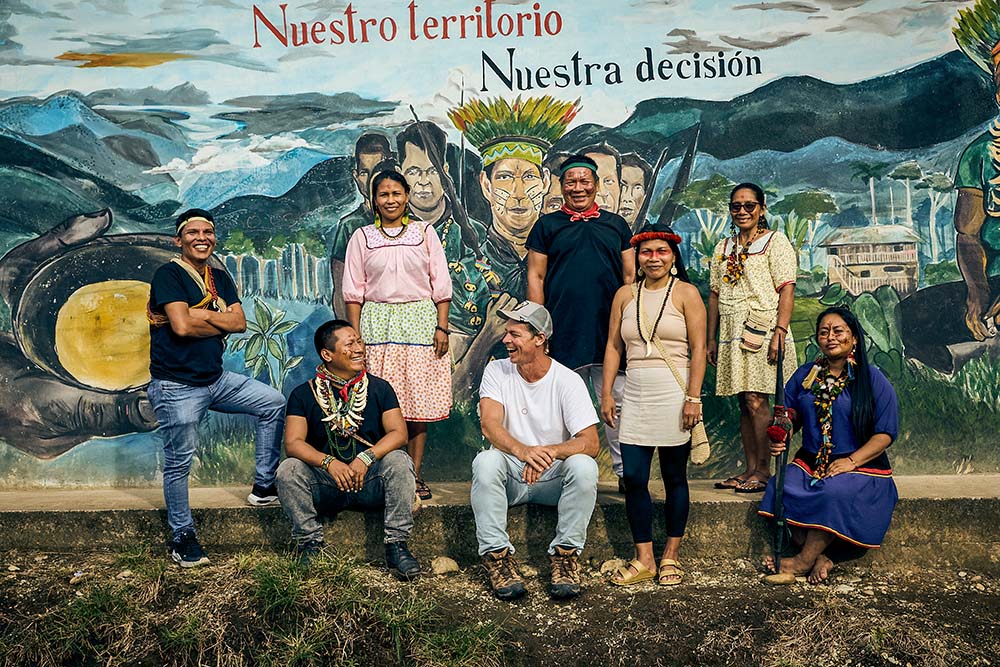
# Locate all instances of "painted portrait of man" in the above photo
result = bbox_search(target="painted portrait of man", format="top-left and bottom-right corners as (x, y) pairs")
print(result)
(581, 142), (622, 213)
(618, 152), (653, 227)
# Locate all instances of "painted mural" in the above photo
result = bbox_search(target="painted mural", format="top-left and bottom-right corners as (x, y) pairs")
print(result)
(1, 0), (998, 487)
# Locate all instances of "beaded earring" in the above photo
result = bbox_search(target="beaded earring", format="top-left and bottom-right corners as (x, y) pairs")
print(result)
(847, 346), (857, 379)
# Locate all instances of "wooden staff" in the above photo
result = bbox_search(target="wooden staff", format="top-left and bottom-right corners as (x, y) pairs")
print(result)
(770, 340), (793, 566)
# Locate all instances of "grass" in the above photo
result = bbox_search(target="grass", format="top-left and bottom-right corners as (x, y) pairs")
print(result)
(757, 603), (982, 667)
(0, 546), (506, 667)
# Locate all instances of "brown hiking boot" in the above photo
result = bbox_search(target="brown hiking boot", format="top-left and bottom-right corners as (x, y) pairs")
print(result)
(549, 545), (582, 599)
(481, 547), (527, 600)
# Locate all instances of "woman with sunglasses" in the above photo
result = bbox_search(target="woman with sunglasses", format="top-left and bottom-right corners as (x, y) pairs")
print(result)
(707, 183), (798, 493)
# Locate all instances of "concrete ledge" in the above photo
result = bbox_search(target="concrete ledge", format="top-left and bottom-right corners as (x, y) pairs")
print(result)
(1, 477), (998, 572)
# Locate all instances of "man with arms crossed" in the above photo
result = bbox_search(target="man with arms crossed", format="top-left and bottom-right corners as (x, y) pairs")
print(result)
(147, 208), (285, 567)
(276, 319), (420, 580)
(472, 301), (599, 600)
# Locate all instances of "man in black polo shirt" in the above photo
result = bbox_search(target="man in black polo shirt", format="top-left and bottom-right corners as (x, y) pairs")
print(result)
(276, 319), (420, 580)
(525, 155), (635, 487)
(147, 208), (285, 567)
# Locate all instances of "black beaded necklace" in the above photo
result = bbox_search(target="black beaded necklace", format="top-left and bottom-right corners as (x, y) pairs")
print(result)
(636, 277), (675, 356)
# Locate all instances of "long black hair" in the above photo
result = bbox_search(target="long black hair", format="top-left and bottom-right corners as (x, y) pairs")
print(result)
(730, 182), (769, 230)
(633, 222), (690, 283)
(816, 306), (875, 443)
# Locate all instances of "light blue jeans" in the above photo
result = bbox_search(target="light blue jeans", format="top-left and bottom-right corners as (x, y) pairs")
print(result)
(575, 364), (626, 477)
(148, 371), (285, 538)
(471, 448), (599, 556)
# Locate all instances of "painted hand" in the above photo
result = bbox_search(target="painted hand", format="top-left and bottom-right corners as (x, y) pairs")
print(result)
(0, 211), (160, 459)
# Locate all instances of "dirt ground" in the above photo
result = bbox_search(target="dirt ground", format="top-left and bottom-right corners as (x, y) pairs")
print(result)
(1, 548), (997, 667)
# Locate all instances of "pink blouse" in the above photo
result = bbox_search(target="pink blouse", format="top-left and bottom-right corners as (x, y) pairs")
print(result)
(342, 221), (452, 305)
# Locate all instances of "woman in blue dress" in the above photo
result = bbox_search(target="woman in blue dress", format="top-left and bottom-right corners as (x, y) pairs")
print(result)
(759, 306), (899, 584)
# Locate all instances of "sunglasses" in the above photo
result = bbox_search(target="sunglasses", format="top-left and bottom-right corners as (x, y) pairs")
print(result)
(729, 202), (760, 213)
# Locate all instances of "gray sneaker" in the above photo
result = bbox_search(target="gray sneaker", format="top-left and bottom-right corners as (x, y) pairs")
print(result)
(548, 545), (582, 599)
(481, 547), (527, 600)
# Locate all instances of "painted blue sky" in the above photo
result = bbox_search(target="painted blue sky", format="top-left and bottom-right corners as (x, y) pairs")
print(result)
(0, 0), (979, 130)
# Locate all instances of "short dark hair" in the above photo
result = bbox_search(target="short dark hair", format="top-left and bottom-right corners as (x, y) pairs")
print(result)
(620, 152), (653, 186)
(558, 154), (599, 182)
(354, 132), (392, 169)
(396, 121), (446, 164)
(175, 208), (213, 235)
(314, 319), (354, 355)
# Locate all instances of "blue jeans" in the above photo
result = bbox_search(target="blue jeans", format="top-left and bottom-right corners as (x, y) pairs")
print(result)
(276, 450), (416, 546)
(470, 448), (598, 556)
(148, 371), (285, 537)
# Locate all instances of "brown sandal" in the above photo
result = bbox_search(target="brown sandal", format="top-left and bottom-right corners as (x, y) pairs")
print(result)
(610, 559), (655, 587)
(658, 558), (683, 586)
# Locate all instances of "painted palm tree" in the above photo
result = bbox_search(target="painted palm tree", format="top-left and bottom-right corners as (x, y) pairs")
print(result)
(850, 161), (891, 224)
(677, 174), (735, 269)
(889, 160), (924, 227)
(915, 171), (954, 263)
(771, 190), (839, 269)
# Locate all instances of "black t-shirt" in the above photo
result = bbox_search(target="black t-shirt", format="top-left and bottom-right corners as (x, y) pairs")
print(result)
(148, 261), (241, 386)
(526, 209), (632, 369)
(285, 374), (400, 463)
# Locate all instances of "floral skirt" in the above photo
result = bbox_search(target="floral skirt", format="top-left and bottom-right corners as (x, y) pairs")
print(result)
(361, 299), (451, 422)
(715, 309), (797, 396)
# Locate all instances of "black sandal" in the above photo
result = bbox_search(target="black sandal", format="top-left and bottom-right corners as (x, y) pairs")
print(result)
(714, 476), (746, 490)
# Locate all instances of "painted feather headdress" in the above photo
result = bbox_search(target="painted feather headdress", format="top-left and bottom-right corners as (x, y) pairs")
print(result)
(448, 95), (581, 168)
(954, 0), (1000, 74)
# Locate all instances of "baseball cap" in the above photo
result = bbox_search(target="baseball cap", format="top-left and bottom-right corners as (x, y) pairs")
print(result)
(497, 300), (553, 339)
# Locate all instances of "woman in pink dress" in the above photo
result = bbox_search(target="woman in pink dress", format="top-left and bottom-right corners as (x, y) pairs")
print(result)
(343, 170), (453, 499)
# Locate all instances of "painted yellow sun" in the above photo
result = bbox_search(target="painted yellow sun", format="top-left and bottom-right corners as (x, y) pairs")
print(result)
(55, 280), (152, 391)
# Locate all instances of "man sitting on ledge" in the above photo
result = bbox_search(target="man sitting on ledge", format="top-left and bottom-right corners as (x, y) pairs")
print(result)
(276, 319), (420, 580)
(472, 300), (600, 600)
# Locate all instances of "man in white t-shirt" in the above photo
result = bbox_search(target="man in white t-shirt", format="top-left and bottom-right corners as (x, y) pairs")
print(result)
(472, 300), (600, 600)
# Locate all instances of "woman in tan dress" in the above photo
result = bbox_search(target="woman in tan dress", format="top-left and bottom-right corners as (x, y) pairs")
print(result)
(601, 223), (707, 586)
(707, 183), (797, 493)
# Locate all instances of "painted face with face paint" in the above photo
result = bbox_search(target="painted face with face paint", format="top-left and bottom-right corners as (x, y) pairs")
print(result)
(479, 157), (549, 238)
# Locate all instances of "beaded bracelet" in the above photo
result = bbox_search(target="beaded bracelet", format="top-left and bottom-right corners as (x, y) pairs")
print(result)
(356, 450), (376, 467)
(435, 325), (452, 335)
(684, 396), (702, 404)
(319, 454), (334, 471)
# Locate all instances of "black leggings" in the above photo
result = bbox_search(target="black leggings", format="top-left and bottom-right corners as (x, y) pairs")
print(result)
(621, 442), (691, 543)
